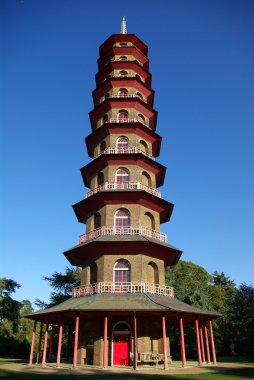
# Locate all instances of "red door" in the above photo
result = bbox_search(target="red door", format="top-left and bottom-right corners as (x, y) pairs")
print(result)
(113, 333), (130, 366)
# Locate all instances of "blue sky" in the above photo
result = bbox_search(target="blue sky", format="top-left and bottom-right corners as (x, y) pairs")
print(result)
(1, 0), (253, 307)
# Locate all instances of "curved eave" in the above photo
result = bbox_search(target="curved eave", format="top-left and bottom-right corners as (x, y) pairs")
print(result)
(89, 98), (158, 131)
(85, 123), (162, 158)
(99, 34), (148, 56)
(92, 78), (155, 108)
(80, 154), (166, 188)
(98, 46), (149, 71)
(72, 190), (174, 224)
(63, 235), (182, 267)
(95, 61), (152, 88)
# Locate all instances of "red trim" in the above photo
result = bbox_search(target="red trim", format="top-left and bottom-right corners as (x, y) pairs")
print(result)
(29, 320), (37, 365)
(64, 239), (182, 268)
(98, 46), (149, 70)
(96, 61), (152, 88)
(92, 78), (154, 108)
(80, 154), (166, 188)
(85, 124), (161, 158)
(99, 34), (148, 56)
(89, 99), (157, 131)
(73, 191), (173, 224)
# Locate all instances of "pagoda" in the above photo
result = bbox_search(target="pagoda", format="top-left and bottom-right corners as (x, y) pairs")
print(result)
(27, 18), (220, 369)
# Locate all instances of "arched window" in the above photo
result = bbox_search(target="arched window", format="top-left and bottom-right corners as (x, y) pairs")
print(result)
(139, 140), (148, 154)
(114, 209), (130, 233)
(94, 212), (101, 229)
(117, 110), (128, 122)
(135, 74), (141, 81)
(103, 114), (109, 123)
(114, 259), (131, 283)
(115, 168), (130, 184)
(90, 262), (98, 284)
(137, 113), (146, 125)
(97, 172), (104, 186)
(144, 212), (155, 230)
(141, 171), (152, 187)
(118, 88), (128, 97)
(147, 262), (159, 284)
(100, 141), (106, 153)
(116, 137), (129, 152)
(119, 56), (127, 61)
(119, 70), (128, 77)
(136, 92), (143, 99)
(113, 322), (130, 331)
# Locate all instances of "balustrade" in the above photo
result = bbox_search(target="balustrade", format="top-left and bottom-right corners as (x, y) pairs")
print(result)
(93, 146), (155, 160)
(79, 226), (167, 244)
(86, 181), (160, 198)
(72, 282), (174, 298)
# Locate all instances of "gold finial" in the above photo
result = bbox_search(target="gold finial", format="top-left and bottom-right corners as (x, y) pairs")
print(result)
(121, 16), (127, 34)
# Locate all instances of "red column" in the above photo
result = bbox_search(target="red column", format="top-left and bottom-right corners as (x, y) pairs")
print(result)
(195, 319), (202, 366)
(36, 322), (43, 364)
(209, 320), (217, 364)
(103, 314), (108, 368)
(162, 314), (168, 369)
(42, 323), (49, 367)
(204, 324), (211, 364)
(29, 320), (37, 365)
(133, 313), (138, 370)
(48, 324), (54, 362)
(73, 314), (80, 368)
(56, 321), (63, 368)
(199, 324), (205, 363)
(179, 317), (186, 367)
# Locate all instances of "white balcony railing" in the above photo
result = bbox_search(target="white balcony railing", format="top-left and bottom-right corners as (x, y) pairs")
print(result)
(93, 146), (155, 160)
(72, 282), (174, 298)
(109, 117), (138, 123)
(79, 226), (167, 244)
(86, 181), (161, 198)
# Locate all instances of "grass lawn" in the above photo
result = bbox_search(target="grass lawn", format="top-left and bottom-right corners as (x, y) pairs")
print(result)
(0, 368), (254, 380)
(0, 357), (254, 380)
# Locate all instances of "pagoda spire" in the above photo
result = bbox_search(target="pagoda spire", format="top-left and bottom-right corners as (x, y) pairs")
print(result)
(121, 16), (127, 34)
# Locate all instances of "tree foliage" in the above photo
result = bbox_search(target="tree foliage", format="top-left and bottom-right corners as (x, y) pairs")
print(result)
(0, 278), (34, 358)
(35, 266), (81, 308)
(166, 261), (213, 309)
(0, 278), (22, 333)
(230, 284), (254, 355)
(166, 261), (254, 356)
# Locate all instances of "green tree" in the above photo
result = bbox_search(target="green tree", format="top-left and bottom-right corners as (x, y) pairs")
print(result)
(208, 271), (237, 355)
(166, 260), (213, 309)
(230, 283), (254, 356)
(0, 278), (22, 333)
(35, 267), (81, 308)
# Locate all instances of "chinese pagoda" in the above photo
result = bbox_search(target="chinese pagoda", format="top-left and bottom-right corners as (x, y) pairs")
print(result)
(27, 18), (220, 370)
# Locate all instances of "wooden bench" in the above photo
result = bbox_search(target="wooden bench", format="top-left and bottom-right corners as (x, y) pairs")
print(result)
(130, 352), (170, 366)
